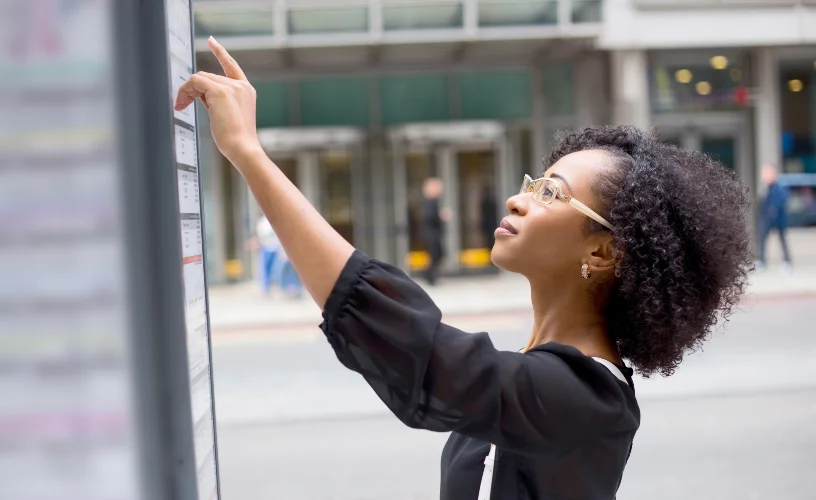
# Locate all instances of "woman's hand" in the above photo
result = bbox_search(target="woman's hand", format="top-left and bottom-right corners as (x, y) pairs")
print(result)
(174, 37), (262, 166)
(173, 36), (355, 308)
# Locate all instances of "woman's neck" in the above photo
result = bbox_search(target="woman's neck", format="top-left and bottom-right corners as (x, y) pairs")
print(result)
(524, 280), (620, 363)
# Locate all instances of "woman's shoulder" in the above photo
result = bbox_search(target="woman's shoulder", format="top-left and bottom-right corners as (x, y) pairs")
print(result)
(524, 342), (638, 399)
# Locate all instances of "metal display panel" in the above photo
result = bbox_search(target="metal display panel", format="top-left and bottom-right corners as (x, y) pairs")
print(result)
(165, 0), (222, 498)
(113, 0), (222, 498)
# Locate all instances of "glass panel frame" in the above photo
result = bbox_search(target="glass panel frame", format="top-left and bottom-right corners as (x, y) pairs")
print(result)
(571, 0), (602, 23)
(458, 69), (533, 120)
(478, 0), (558, 28)
(380, 74), (451, 125)
(383, 2), (464, 31)
(287, 6), (369, 35)
(194, 4), (275, 38)
(779, 60), (816, 175)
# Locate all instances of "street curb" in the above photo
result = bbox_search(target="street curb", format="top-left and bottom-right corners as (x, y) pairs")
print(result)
(211, 290), (816, 336)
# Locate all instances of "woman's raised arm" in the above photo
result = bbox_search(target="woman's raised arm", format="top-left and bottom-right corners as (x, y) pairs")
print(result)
(174, 37), (354, 308)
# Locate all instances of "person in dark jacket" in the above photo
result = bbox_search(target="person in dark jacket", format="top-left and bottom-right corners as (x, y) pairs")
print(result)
(419, 177), (447, 285)
(757, 164), (792, 271)
(176, 39), (754, 499)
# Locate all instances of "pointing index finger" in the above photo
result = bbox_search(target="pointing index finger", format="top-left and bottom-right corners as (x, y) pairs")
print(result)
(208, 36), (247, 81)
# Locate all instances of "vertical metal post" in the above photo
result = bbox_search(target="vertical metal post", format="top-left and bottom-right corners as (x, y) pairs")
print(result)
(392, 140), (410, 270)
(753, 48), (782, 195)
(464, 0), (479, 37)
(369, 0), (383, 40)
(532, 65), (546, 174)
(439, 146), (460, 273)
(559, 0), (573, 29)
(275, 0), (289, 42)
(370, 138), (390, 261)
(114, 0), (210, 498)
(300, 151), (322, 213)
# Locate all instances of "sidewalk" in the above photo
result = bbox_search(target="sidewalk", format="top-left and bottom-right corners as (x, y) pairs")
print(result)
(208, 264), (816, 333)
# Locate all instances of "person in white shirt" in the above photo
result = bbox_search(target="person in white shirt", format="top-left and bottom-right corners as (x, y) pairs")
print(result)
(256, 216), (280, 295)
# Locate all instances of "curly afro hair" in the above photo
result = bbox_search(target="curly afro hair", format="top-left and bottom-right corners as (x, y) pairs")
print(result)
(547, 125), (753, 378)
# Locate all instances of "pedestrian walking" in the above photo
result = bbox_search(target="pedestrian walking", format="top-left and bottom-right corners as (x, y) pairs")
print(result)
(756, 164), (792, 272)
(176, 38), (753, 500)
(419, 177), (449, 286)
(254, 215), (281, 295)
(275, 249), (303, 299)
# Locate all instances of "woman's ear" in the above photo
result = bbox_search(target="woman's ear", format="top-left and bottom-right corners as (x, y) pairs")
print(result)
(586, 235), (618, 273)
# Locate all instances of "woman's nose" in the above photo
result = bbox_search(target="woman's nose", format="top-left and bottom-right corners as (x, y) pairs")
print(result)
(505, 193), (529, 215)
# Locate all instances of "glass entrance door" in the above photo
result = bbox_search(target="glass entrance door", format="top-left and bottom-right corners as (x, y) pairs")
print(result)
(319, 151), (355, 244)
(457, 150), (498, 270)
(276, 157), (300, 185)
(399, 147), (500, 275)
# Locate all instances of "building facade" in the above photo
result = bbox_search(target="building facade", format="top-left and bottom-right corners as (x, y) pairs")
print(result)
(192, 0), (816, 283)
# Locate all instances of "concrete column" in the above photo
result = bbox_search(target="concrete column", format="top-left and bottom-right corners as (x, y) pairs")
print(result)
(531, 65), (546, 176)
(392, 141), (410, 270)
(438, 147), (460, 273)
(274, 0), (288, 41)
(369, 138), (390, 262)
(499, 131), (516, 203)
(682, 132), (700, 152)
(610, 50), (650, 128)
(369, 0), (383, 39)
(753, 47), (782, 195)
(575, 54), (609, 128)
(196, 103), (227, 284)
(298, 151), (321, 213)
(464, 0), (478, 37)
(558, 0), (573, 28)
(350, 144), (368, 252)
(232, 168), (251, 276)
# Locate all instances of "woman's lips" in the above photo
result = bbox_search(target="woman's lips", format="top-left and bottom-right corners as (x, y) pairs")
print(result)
(495, 218), (518, 236)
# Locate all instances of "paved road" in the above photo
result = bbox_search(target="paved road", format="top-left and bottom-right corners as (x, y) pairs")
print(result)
(210, 296), (816, 499)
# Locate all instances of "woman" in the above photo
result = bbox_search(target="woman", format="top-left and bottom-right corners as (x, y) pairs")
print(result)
(177, 38), (753, 499)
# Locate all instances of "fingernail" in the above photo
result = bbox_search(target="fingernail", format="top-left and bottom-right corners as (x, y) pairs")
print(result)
(209, 36), (218, 44)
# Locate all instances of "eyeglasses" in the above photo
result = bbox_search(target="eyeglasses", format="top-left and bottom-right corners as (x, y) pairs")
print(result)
(519, 174), (614, 231)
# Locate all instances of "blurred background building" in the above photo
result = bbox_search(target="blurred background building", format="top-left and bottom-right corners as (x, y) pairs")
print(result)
(191, 0), (816, 284)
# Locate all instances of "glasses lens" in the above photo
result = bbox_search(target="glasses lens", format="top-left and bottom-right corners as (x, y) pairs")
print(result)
(519, 175), (533, 195)
(533, 179), (557, 204)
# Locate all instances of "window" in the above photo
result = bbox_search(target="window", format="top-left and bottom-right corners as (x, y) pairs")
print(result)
(541, 65), (575, 117)
(478, 0), (558, 28)
(572, 0), (602, 23)
(649, 52), (751, 113)
(458, 70), (532, 120)
(194, 4), (275, 37)
(383, 2), (464, 31)
(780, 61), (816, 175)
(288, 6), (368, 35)
(380, 74), (451, 125)
(299, 77), (371, 127)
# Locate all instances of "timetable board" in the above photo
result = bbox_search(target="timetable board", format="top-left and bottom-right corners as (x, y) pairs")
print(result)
(165, 0), (220, 499)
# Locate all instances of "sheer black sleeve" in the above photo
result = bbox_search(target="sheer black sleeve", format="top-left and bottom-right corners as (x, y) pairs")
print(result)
(320, 251), (638, 457)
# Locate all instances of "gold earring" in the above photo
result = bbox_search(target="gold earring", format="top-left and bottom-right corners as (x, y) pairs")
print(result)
(614, 263), (621, 278)
(581, 263), (591, 279)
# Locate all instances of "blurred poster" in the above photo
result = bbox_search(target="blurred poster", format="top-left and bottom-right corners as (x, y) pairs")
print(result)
(166, 0), (220, 499)
(0, 0), (140, 499)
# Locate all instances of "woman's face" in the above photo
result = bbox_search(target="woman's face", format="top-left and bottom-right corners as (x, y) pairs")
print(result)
(491, 149), (614, 281)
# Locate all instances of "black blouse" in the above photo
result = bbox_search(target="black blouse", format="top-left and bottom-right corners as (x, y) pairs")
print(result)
(320, 251), (640, 500)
